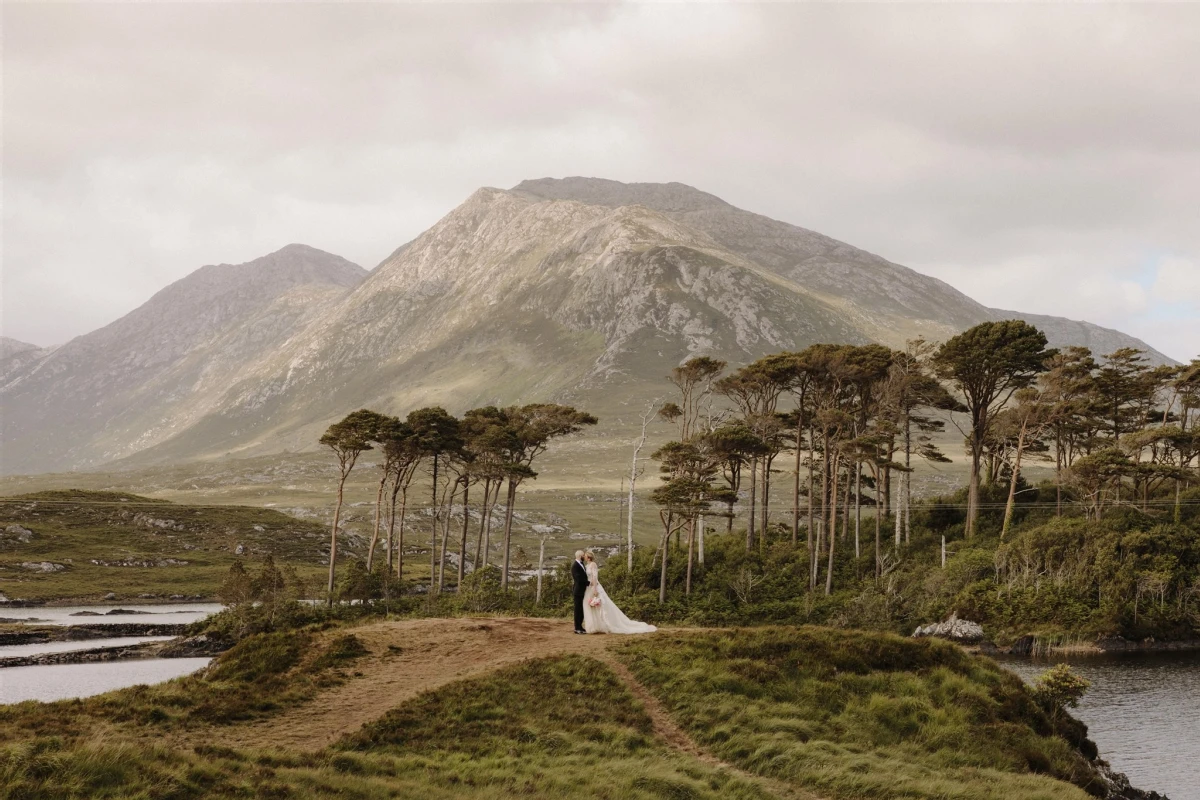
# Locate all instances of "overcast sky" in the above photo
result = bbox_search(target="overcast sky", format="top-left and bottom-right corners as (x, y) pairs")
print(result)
(3, 3), (1198, 361)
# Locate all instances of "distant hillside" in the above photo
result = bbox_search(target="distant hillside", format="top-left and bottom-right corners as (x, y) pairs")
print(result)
(0, 179), (1179, 475)
(0, 337), (39, 360)
(0, 245), (365, 474)
(0, 489), (357, 601)
(994, 309), (1176, 366)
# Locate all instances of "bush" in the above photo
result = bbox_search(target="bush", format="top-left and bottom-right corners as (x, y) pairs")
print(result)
(1032, 664), (1090, 718)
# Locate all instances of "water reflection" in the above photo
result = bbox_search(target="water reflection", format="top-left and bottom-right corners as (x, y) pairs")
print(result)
(1001, 652), (1200, 800)
(0, 658), (211, 704)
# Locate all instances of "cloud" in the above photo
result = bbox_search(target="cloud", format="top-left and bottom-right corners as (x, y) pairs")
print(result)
(1, 3), (1197, 362)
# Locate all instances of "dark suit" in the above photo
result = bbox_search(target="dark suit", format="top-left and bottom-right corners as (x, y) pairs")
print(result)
(572, 559), (589, 632)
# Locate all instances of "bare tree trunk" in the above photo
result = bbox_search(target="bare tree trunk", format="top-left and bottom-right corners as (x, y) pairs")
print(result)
(882, 461), (892, 524)
(483, 482), (497, 569)
(536, 536), (545, 605)
(628, 404), (653, 570)
(825, 483), (837, 597)
(760, 456), (771, 552)
(894, 481), (902, 548)
(698, 513), (705, 565)
(807, 430), (815, 588)
(395, 488), (408, 583)
(658, 526), (670, 604)
(438, 480), (455, 592)
(685, 517), (695, 595)
(792, 424), (803, 544)
(828, 457), (840, 546)
(1055, 431), (1064, 518)
(1001, 420), (1028, 540)
(746, 457), (757, 551)
(429, 455), (440, 597)
(854, 462), (862, 559)
(473, 479), (489, 571)
(967, 441), (983, 538)
(367, 470), (386, 573)
(903, 413), (912, 544)
(458, 480), (470, 585)
(386, 482), (395, 572)
(327, 474), (347, 604)
(874, 465), (882, 580)
(500, 479), (518, 590)
(841, 464), (852, 544)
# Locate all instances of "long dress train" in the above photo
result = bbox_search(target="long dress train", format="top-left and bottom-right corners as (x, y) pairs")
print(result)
(582, 561), (657, 634)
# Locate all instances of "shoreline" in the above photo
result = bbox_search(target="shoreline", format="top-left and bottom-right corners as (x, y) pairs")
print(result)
(0, 630), (226, 668)
(970, 637), (1200, 658)
(0, 622), (191, 647)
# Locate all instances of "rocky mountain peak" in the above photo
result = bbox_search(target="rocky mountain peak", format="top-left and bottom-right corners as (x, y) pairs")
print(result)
(0, 337), (39, 361)
(514, 176), (732, 213)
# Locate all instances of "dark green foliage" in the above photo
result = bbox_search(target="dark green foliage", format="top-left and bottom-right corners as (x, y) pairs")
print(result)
(1032, 664), (1091, 718)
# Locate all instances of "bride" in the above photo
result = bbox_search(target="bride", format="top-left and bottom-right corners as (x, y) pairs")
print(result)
(581, 551), (657, 635)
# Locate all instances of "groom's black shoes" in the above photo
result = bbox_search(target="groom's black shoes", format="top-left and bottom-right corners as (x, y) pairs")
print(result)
(574, 629), (586, 635)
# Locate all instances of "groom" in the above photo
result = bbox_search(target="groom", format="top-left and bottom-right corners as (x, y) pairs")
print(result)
(572, 549), (589, 634)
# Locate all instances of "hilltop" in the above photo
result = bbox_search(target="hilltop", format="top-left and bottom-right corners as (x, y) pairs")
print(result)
(0, 616), (1155, 799)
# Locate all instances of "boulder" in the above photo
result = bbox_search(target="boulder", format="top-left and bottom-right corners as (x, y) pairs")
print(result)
(912, 613), (985, 643)
(2, 524), (34, 543)
(159, 634), (231, 658)
(19, 561), (66, 573)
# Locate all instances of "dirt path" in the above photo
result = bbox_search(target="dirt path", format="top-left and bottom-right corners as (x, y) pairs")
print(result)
(196, 616), (615, 752)
(596, 653), (823, 800)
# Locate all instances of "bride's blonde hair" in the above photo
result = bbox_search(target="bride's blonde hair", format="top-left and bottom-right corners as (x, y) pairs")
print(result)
(584, 550), (596, 562)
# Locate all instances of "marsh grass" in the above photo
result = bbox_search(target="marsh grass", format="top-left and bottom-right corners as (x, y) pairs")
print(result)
(617, 627), (1104, 800)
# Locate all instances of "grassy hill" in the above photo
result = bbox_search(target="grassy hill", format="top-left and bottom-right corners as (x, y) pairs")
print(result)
(0, 616), (1128, 799)
(0, 490), (361, 601)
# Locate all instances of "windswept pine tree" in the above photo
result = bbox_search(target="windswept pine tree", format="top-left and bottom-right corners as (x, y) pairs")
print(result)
(319, 409), (382, 602)
(495, 404), (598, 589)
(933, 321), (1051, 537)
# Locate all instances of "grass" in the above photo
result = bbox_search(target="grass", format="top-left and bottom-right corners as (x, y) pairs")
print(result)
(615, 627), (1105, 800)
(0, 651), (772, 800)
(0, 620), (1120, 800)
(0, 628), (367, 744)
(0, 490), (348, 601)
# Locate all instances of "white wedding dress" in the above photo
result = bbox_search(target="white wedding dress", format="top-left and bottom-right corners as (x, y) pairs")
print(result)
(582, 561), (657, 635)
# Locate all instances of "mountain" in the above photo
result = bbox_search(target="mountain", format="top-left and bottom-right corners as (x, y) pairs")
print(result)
(0, 338), (39, 360)
(0, 180), (1177, 475)
(512, 178), (1178, 364)
(990, 309), (1174, 364)
(0, 244), (366, 475)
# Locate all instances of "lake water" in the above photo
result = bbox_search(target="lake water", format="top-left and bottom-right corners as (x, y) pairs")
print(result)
(0, 635), (176, 659)
(1002, 652), (1200, 800)
(0, 657), (211, 704)
(0, 602), (224, 626)
(0, 602), (221, 704)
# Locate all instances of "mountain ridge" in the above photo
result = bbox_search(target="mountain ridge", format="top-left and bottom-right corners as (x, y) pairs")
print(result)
(0, 179), (1178, 476)
(0, 245), (366, 474)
